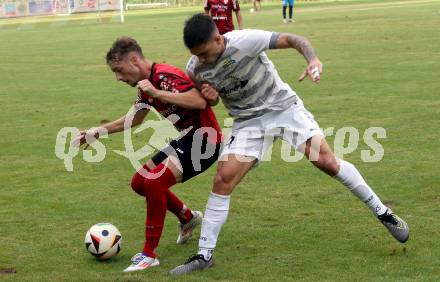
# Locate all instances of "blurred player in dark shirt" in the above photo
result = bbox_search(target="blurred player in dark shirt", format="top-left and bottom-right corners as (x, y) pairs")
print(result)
(204, 0), (243, 34)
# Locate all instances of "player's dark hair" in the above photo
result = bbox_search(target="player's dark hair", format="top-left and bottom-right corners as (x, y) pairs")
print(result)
(106, 37), (144, 64)
(183, 13), (217, 49)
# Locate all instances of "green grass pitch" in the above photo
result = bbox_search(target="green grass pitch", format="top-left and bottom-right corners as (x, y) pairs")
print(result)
(1, 0), (439, 281)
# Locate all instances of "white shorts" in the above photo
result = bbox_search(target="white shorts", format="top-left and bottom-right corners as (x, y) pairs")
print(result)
(221, 98), (323, 161)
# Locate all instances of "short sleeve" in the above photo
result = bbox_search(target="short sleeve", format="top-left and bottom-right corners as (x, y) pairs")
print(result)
(186, 56), (199, 82)
(227, 29), (279, 57)
(150, 63), (195, 94)
(164, 74), (194, 93)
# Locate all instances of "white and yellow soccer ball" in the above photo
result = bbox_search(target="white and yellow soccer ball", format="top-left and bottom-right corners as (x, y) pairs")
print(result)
(84, 223), (122, 260)
(249, 8), (255, 13)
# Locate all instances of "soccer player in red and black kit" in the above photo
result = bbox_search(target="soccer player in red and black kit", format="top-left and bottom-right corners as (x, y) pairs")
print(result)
(204, 0), (243, 35)
(73, 37), (222, 272)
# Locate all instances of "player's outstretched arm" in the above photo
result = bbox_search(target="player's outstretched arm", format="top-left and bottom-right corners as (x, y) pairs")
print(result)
(72, 109), (148, 148)
(137, 79), (207, 110)
(275, 33), (323, 83)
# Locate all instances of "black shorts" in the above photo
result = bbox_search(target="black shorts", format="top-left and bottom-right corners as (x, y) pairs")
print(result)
(151, 131), (221, 182)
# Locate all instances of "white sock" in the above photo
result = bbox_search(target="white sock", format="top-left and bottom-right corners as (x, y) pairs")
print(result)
(198, 192), (230, 260)
(334, 159), (387, 216)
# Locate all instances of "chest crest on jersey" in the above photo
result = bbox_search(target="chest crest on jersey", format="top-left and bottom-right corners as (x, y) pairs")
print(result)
(158, 77), (178, 93)
(221, 58), (236, 70)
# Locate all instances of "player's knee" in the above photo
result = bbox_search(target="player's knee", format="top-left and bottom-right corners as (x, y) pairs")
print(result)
(143, 176), (162, 197)
(130, 172), (145, 197)
(214, 170), (232, 186)
(213, 170), (235, 195)
(143, 166), (177, 196)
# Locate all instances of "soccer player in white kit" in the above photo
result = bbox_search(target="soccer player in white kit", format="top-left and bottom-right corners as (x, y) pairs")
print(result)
(170, 13), (409, 275)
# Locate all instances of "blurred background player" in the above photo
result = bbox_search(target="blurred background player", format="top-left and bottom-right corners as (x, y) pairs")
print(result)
(204, 0), (243, 35)
(73, 37), (222, 272)
(282, 0), (295, 23)
(252, 0), (261, 12)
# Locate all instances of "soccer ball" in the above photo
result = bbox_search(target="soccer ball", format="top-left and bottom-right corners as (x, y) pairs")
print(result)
(84, 223), (122, 260)
(249, 8), (255, 13)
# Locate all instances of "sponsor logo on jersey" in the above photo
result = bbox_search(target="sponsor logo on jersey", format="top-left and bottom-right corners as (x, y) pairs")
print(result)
(201, 71), (214, 79)
(220, 79), (248, 95)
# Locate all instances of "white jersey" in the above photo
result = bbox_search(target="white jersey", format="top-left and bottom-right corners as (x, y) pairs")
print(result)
(186, 29), (298, 119)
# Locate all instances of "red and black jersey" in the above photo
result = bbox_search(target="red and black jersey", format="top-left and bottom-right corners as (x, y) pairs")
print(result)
(204, 0), (240, 35)
(135, 63), (222, 144)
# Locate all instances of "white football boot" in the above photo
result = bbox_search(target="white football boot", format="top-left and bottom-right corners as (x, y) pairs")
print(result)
(176, 211), (203, 244)
(123, 253), (159, 272)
